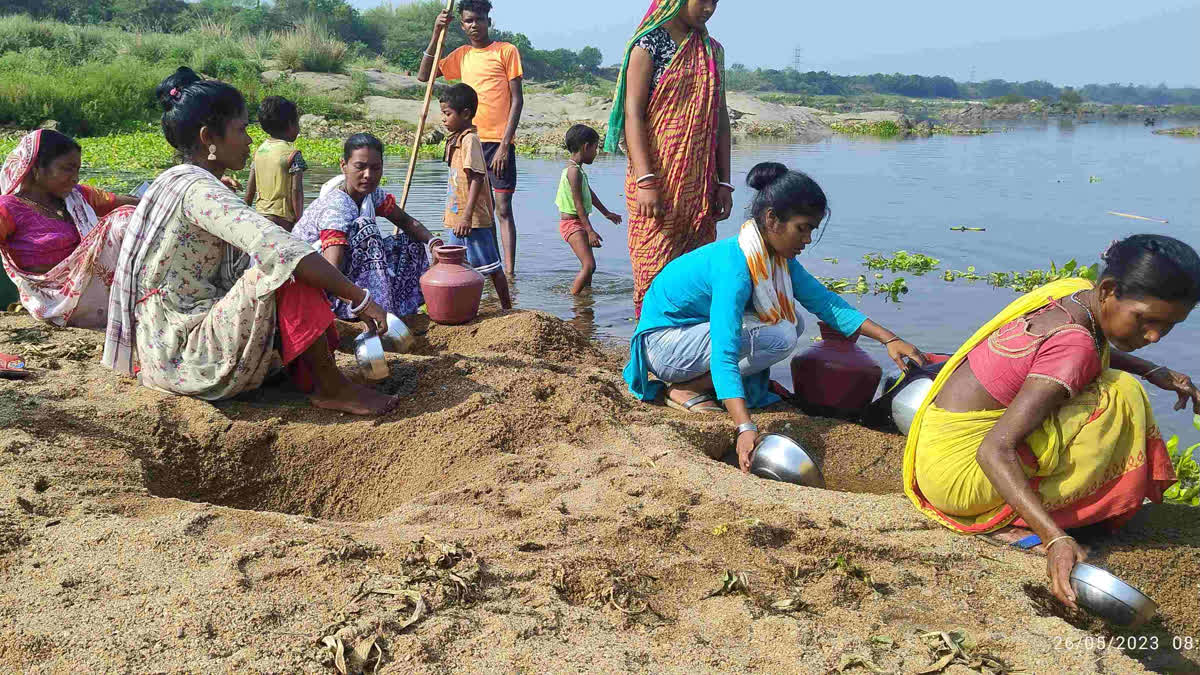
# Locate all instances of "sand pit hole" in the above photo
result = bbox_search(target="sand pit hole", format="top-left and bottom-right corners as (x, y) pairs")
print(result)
(683, 419), (903, 496)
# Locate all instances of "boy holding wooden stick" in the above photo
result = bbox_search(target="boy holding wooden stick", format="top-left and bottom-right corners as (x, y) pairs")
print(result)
(419, 0), (524, 279)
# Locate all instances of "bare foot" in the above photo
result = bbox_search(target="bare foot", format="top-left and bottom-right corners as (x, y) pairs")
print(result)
(311, 380), (398, 416)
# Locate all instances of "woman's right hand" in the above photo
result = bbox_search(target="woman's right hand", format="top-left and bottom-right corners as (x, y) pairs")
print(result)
(635, 186), (665, 220)
(1046, 537), (1087, 609)
(736, 430), (759, 473)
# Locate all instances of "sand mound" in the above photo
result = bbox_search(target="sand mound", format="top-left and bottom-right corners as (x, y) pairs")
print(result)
(0, 310), (1196, 672)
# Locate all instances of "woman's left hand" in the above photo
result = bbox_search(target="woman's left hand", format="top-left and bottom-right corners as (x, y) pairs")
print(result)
(1147, 368), (1200, 413)
(220, 175), (242, 192)
(714, 186), (733, 222)
(886, 339), (927, 371)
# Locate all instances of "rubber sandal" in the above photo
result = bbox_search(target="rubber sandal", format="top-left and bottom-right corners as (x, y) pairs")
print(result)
(665, 393), (722, 414)
(0, 352), (31, 380)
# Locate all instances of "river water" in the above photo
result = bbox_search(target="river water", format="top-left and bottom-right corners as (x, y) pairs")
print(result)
(306, 119), (1200, 443)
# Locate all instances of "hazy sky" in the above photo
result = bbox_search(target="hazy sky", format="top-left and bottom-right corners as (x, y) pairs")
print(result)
(358, 0), (1200, 87)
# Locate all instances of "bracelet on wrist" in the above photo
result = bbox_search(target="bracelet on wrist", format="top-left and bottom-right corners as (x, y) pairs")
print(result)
(882, 336), (902, 346)
(1142, 365), (1166, 380)
(717, 181), (735, 192)
(348, 288), (372, 317)
(735, 422), (758, 437)
(1044, 534), (1074, 551)
(635, 173), (658, 185)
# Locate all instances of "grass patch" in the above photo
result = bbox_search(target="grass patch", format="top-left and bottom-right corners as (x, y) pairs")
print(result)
(275, 20), (349, 74)
(830, 120), (903, 137)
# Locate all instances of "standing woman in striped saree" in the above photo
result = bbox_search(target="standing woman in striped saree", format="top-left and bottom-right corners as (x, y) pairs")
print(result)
(607, 0), (733, 315)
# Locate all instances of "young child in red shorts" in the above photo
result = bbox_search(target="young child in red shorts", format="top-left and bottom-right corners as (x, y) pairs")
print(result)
(557, 124), (621, 295)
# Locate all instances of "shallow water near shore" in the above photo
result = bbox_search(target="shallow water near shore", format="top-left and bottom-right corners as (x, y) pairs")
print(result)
(309, 119), (1200, 440)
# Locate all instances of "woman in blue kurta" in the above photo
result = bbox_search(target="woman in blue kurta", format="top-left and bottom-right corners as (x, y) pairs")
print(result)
(624, 162), (928, 471)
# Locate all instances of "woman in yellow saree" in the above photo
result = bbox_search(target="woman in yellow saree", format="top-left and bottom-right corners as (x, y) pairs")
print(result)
(904, 235), (1200, 608)
(607, 0), (733, 315)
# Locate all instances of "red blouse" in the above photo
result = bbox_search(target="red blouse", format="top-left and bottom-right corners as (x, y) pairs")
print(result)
(967, 298), (1102, 406)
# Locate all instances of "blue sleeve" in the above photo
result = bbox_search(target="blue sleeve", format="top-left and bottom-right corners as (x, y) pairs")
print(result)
(789, 260), (867, 337)
(710, 256), (752, 401)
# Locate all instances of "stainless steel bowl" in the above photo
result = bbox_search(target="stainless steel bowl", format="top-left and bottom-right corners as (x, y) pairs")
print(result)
(1070, 563), (1157, 628)
(892, 376), (934, 436)
(354, 331), (389, 381)
(750, 433), (825, 488)
(380, 312), (415, 353)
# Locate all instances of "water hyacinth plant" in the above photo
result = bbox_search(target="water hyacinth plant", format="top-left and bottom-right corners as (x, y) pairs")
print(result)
(985, 259), (1099, 294)
(1164, 416), (1200, 507)
(863, 251), (941, 275)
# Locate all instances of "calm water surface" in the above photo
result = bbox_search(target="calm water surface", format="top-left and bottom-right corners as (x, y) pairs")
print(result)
(307, 120), (1200, 442)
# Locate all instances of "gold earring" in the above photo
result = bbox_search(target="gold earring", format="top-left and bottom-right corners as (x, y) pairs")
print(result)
(207, 145), (217, 161)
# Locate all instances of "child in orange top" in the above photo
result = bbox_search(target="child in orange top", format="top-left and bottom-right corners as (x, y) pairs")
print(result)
(557, 124), (622, 295)
(244, 96), (306, 231)
(440, 83), (512, 309)
(420, 0), (524, 278)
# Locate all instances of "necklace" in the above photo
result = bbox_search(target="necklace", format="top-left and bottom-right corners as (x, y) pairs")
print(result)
(1069, 291), (1104, 353)
(15, 194), (67, 220)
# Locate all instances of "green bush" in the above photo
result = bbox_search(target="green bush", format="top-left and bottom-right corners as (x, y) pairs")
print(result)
(275, 20), (348, 73)
(0, 56), (166, 135)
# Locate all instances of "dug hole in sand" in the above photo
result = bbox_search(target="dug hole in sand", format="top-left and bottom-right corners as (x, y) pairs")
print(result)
(0, 309), (1196, 673)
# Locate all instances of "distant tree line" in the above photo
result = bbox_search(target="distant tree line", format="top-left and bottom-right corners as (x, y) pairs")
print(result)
(726, 65), (1200, 106)
(2, 0), (607, 81)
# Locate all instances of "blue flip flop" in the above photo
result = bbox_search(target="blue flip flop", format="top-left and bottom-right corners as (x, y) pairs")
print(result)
(1012, 534), (1042, 549)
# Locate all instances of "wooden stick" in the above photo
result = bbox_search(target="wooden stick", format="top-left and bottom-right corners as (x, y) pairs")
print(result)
(1106, 211), (1169, 224)
(400, 0), (455, 210)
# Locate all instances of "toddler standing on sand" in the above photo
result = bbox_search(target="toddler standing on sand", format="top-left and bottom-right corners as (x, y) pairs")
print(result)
(244, 96), (306, 231)
(440, 83), (513, 309)
(557, 124), (622, 295)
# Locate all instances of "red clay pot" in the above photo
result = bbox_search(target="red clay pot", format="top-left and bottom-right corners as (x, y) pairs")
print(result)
(790, 321), (882, 418)
(420, 245), (484, 325)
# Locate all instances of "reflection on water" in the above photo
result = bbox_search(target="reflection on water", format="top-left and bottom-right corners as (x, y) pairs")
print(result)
(305, 120), (1200, 434)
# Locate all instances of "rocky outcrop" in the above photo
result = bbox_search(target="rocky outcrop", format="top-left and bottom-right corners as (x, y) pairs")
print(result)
(821, 110), (910, 128)
(725, 92), (830, 139)
(363, 96), (426, 122)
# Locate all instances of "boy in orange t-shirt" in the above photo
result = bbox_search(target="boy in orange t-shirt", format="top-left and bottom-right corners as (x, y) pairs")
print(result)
(419, 0), (524, 279)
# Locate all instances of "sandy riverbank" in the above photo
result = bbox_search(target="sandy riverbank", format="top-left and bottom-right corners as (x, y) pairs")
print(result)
(0, 310), (1196, 672)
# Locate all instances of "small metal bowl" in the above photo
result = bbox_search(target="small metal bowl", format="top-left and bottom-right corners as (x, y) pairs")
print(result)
(1070, 563), (1157, 628)
(380, 312), (415, 353)
(892, 376), (935, 436)
(750, 433), (825, 489)
(354, 331), (389, 381)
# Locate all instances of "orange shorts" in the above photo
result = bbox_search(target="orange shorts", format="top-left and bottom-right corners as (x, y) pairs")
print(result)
(559, 215), (589, 243)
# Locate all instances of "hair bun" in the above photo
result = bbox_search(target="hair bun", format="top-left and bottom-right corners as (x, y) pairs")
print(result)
(156, 67), (202, 112)
(746, 162), (789, 191)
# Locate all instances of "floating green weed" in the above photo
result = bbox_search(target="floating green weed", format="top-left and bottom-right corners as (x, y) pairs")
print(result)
(985, 259), (1098, 293)
(873, 278), (909, 303)
(943, 266), (983, 282)
(863, 251), (941, 275)
(819, 275), (870, 295)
